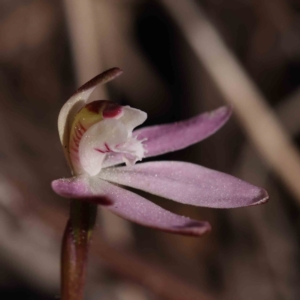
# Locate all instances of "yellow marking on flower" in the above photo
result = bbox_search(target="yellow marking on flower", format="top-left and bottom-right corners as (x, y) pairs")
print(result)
(68, 100), (122, 174)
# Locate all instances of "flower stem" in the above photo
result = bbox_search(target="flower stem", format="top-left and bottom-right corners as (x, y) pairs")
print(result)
(61, 200), (97, 300)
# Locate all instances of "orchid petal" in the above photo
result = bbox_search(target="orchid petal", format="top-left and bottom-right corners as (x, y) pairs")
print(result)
(102, 106), (232, 168)
(52, 177), (211, 236)
(98, 161), (268, 208)
(58, 68), (122, 167)
(51, 176), (110, 205)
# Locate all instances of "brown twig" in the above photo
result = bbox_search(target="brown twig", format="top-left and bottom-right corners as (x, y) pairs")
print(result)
(62, 0), (106, 91)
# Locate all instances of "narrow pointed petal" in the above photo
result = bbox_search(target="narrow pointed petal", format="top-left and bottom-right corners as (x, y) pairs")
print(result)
(58, 68), (122, 166)
(136, 106), (232, 158)
(99, 161), (269, 208)
(102, 106), (232, 168)
(52, 176), (113, 205)
(52, 177), (211, 236)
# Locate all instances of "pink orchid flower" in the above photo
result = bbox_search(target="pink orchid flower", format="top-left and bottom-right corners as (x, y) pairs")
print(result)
(52, 68), (268, 237)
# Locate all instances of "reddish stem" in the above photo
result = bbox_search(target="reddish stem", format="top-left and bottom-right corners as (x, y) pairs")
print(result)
(61, 201), (97, 300)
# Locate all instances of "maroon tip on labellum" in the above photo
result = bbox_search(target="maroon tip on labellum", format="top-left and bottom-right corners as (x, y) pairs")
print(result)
(85, 100), (122, 118)
(85, 101), (104, 114)
(103, 102), (122, 118)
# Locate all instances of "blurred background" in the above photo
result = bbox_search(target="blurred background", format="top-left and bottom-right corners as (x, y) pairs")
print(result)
(1, 0), (300, 299)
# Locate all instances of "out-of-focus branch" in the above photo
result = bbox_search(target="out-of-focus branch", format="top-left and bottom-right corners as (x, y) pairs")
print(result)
(237, 87), (300, 185)
(160, 0), (300, 204)
(63, 0), (106, 96)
